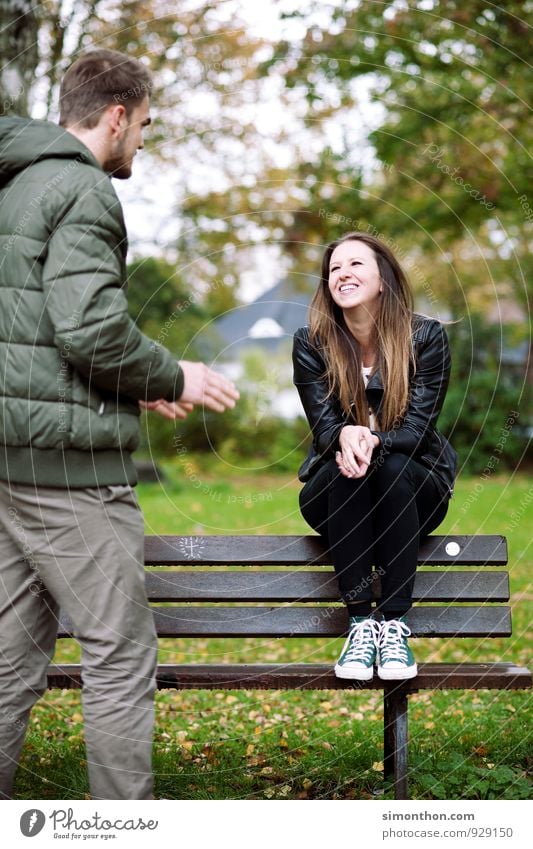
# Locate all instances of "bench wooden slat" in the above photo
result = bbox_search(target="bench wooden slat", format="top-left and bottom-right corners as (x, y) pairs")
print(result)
(144, 570), (510, 603)
(46, 662), (532, 692)
(144, 534), (508, 566)
(58, 605), (511, 638)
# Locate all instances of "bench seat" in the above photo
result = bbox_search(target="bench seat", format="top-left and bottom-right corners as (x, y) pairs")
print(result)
(48, 533), (531, 799)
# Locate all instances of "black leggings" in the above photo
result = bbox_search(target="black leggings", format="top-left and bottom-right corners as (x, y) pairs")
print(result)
(299, 453), (450, 616)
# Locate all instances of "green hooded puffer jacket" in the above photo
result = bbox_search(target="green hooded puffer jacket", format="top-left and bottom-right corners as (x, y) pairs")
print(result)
(0, 117), (184, 487)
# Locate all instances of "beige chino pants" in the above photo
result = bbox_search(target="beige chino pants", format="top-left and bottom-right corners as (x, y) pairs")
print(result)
(0, 480), (158, 800)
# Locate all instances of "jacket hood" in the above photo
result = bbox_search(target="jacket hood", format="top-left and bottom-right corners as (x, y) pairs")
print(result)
(0, 116), (101, 188)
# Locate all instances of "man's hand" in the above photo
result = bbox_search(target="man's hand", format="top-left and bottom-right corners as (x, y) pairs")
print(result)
(139, 400), (194, 420)
(178, 361), (239, 412)
(138, 362), (238, 421)
(336, 425), (380, 479)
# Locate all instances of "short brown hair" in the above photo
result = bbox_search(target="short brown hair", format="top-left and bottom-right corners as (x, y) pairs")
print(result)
(59, 49), (152, 129)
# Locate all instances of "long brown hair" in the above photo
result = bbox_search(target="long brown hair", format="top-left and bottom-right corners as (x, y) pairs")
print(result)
(309, 231), (416, 431)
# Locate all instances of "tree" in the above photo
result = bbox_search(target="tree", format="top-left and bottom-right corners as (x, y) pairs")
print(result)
(0, 0), (39, 115)
(127, 255), (221, 360)
(264, 0), (532, 311)
(439, 313), (526, 473)
(7, 0), (286, 296)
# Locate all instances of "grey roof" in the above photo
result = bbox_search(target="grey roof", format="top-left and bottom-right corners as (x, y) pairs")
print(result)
(214, 276), (314, 357)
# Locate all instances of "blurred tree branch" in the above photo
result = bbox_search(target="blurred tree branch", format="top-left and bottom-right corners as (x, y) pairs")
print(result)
(0, 0), (39, 115)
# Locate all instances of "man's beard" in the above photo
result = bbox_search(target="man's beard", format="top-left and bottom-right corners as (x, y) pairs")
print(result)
(103, 136), (133, 179)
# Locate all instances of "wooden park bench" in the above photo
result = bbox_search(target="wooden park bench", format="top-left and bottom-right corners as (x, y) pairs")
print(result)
(48, 533), (531, 800)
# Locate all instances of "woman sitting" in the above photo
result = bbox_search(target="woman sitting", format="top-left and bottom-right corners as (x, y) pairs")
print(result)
(293, 231), (457, 681)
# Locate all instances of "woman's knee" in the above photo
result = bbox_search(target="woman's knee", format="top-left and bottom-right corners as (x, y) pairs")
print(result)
(299, 460), (335, 533)
(372, 452), (415, 491)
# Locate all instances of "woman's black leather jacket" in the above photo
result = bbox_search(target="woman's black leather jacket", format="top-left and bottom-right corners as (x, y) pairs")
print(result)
(292, 314), (458, 500)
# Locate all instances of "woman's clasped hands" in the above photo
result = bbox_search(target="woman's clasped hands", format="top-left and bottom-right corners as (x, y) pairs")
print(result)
(336, 425), (380, 479)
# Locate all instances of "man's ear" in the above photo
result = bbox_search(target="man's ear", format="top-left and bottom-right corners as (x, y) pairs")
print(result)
(105, 103), (128, 137)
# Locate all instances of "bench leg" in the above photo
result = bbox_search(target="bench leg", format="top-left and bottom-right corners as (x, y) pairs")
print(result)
(383, 687), (409, 800)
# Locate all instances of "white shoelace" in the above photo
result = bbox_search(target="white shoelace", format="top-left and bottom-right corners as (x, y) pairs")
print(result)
(342, 619), (381, 663)
(378, 619), (412, 663)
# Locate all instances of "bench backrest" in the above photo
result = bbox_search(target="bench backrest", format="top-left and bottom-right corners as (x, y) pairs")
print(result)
(57, 534), (511, 639)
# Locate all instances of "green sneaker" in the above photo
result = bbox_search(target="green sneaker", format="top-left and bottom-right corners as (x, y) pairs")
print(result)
(334, 616), (381, 681)
(377, 616), (418, 680)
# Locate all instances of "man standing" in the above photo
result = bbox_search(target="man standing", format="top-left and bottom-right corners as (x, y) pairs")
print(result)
(0, 49), (238, 799)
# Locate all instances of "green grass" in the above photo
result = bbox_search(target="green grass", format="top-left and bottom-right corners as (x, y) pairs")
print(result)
(14, 460), (532, 800)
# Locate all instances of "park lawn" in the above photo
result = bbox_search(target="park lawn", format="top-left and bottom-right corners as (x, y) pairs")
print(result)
(15, 463), (532, 800)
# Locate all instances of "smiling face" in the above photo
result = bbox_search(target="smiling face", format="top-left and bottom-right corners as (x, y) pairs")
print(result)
(327, 239), (383, 317)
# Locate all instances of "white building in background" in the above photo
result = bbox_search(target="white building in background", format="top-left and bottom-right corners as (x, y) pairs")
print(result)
(208, 276), (314, 420)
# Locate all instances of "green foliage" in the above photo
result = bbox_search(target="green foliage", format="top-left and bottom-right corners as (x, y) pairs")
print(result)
(15, 703), (532, 800)
(140, 399), (310, 474)
(440, 314), (528, 474)
(128, 257), (189, 327)
(261, 1), (532, 314)
(0, 0), (38, 116)
(127, 255), (226, 361)
(414, 752), (531, 801)
(18, 0), (531, 320)
(139, 340), (311, 472)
